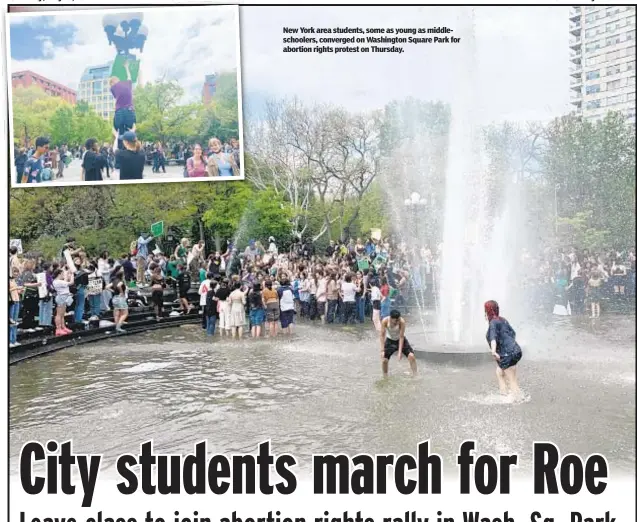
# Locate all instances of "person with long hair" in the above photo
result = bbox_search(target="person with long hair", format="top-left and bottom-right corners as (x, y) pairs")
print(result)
(228, 281), (247, 339)
(263, 280), (280, 337)
(185, 144), (208, 177)
(108, 268), (129, 333)
(117, 131), (145, 180)
(248, 283), (266, 338)
(150, 266), (166, 321)
(207, 138), (239, 177)
(52, 268), (73, 336)
(484, 300), (523, 398)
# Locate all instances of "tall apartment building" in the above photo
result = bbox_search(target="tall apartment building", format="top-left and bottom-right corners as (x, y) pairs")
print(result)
(77, 62), (115, 120)
(570, 6), (636, 124)
(12, 70), (76, 104)
(203, 73), (217, 105)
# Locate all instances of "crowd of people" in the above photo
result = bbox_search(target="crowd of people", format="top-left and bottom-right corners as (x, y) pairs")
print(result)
(8, 230), (636, 349)
(13, 134), (242, 184)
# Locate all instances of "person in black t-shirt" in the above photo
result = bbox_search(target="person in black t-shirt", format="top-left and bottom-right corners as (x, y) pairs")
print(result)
(116, 131), (145, 180)
(82, 138), (108, 182)
(176, 264), (193, 313)
(205, 279), (220, 336)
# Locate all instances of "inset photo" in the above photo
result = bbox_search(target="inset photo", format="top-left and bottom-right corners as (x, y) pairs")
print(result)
(7, 5), (243, 186)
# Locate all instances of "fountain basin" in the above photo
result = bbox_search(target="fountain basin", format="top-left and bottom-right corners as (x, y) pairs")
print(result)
(408, 331), (493, 366)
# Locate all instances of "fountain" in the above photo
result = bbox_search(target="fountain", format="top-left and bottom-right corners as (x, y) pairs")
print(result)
(386, 8), (522, 361)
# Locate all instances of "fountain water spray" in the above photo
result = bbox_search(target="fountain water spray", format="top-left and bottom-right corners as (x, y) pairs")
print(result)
(437, 7), (518, 346)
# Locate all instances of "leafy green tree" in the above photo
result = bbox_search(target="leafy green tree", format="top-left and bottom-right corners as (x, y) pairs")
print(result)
(12, 86), (69, 146)
(49, 106), (76, 146)
(543, 111), (635, 246)
(134, 80), (185, 144)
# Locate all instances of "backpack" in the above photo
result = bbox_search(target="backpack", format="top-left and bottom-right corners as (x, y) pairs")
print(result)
(41, 167), (52, 182)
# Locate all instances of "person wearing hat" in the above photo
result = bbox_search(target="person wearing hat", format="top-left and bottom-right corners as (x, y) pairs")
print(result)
(116, 130), (145, 180)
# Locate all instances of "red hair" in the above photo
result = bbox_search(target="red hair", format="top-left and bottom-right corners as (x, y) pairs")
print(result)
(484, 300), (500, 322)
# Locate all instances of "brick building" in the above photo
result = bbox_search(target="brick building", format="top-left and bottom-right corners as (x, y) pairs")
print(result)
(203, 73), (217, 105)
(12, 70), (77, 104)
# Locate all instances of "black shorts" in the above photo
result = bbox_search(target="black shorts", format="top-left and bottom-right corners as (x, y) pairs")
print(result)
(372, 300), (381, 310)
(151, 290), (163, 307)
(178, 288), (189, 299)
(383, 337), (413, 360)
(498, 349), (522, 370)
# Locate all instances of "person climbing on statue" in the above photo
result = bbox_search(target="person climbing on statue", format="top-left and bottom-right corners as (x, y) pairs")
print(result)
(110, 59), (137, 168)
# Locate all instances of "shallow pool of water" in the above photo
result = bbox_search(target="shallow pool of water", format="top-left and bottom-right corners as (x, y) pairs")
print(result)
(9, 315), (635, 476)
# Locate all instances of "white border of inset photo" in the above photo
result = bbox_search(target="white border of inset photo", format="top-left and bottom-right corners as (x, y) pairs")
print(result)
(6, 4), (245, 188)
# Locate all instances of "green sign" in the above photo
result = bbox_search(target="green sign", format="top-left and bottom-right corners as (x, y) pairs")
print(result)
(111, 54), (141, 84)
(372, 254), (387, 268)
(357, 258), (370, 271)
(151, 221), (164, 237)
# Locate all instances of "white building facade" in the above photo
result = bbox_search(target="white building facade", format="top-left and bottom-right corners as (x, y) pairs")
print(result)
(570, 6), (636, 124)
(77, 62), (115, 121)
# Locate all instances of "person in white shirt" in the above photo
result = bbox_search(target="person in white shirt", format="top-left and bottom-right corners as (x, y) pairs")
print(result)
(371, 280), (382, 331)
(277, 278), (296, 334)
(268, 237), (278, 256)
(198, 273), (212, 330)
(340, 274), (357, 324)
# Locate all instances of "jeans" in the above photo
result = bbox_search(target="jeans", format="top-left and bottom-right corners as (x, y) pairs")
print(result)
(326, 300), (338, 324)
(343, 301), (356, 324)
(74, 285), (86, 323)
(206, 315), (217, 336)
(356, 295), (365, 323)
(9, 302), (20, 344)
(88, 294), (101, 318)
(38, 299), (53, 326)
(113, 107), (136, 135)
(301, 299), (310, 318)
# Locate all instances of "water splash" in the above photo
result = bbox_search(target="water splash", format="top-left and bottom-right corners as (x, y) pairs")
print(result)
(437, 7), (518, 345)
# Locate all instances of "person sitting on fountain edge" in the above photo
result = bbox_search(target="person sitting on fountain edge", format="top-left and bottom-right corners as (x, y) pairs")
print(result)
(110, 60), (136, 166)
(484, 300), (523, 399)
(380, 309), (417, 377)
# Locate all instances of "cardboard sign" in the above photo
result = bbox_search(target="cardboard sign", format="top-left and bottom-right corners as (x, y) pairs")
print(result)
(111, 54), (141, 83)
(357, 258), (370, 271)
(151, 221), (164, 237)
(372, 254), (387, 268)
(36, 273), (48, 299)
(370, 228), (382, 241)
(63, 249), (77, 273)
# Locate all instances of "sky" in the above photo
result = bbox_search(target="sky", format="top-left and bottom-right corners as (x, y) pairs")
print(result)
(239, 6), (573, 124)
(9, 5), (573, 123)
(8, 6), (239, 103)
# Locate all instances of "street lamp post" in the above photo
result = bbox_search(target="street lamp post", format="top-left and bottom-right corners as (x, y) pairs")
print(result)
(404, 191), (427, 248)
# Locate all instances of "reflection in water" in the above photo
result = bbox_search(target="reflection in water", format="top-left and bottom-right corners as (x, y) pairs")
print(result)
(9, 316), (635, 475)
